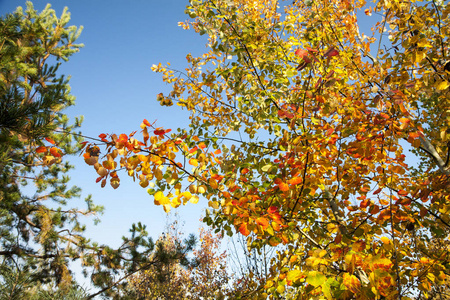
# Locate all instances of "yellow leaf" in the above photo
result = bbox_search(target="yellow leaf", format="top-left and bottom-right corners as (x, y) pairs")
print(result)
(110, 178), (120, 189)
(189, 158), (199, 166)
(171, 197), (181, 208)
(198, 185), (206, 194)
(163, 204), (171, 213)
(154, 191), (164, 205)
(209, 178), (218, 189)
(209, 200), (219, 209)
(139, 179), (149, 188)
(287, 270), (303, 283)
(437, 80), (450, 91)
(154, 168), (163, 181)
(183, 191), (192, 200)
(190, 195), (199, 204)
(381, 236), (390, 244)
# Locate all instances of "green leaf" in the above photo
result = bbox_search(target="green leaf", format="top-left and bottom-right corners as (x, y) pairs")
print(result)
(322, 278), (335, 299)
(306, 271), (326, 287)
(261, 164), (272, 172)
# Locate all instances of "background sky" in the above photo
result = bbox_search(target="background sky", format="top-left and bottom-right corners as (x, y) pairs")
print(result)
(0, 0), (210, 257)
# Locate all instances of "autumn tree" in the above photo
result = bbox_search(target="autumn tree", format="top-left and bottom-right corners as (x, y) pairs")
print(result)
(124, 220), (229, 300)
(189, 226), (229, 299)
(227, 233), (277, 297)
(83, 0), (450, 298)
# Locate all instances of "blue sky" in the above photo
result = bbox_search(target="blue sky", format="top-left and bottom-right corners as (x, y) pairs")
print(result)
(0, 0), (209, 248)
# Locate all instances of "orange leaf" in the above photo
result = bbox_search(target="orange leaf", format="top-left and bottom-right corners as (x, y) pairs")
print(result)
(360, 185), (370, 193)
(117, 134), (128, 143)
(239, 223), (250, 236)
(36, 146), (47, 153)
(397, 190), (408, 196)
(369, 204), (380, 215)
(288, 177), (303, 185)
(45, 137), (55, 144)
(143, 119), (151, 126)
(189, 146), (198, 154)
(214, 149), (221, 155)
(50, 147), (62, 158)
(256, 217), (270, 230)
(360, 199), (370, 208)
(199, 142), (207, 149)
(279, 182), (289, 192)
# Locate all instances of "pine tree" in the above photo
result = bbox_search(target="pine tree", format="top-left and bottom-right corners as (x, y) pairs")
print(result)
(0, 2), (101, 289)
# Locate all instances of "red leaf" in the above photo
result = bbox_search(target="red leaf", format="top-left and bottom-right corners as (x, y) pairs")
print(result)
(45, 137), (55, 144)
(305, 46), (318, 53)
(96, 177), (102, 183)
(373, 187), (383, 195)
(143, 119), (151, 126)
(99, 133), (107, 139)
(154, 129), (165, 136)
(268, 206), (278, 214)
(303, 56), (312, 63)
(295, 49), (308, 58)
(324, 47), (339, 57)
